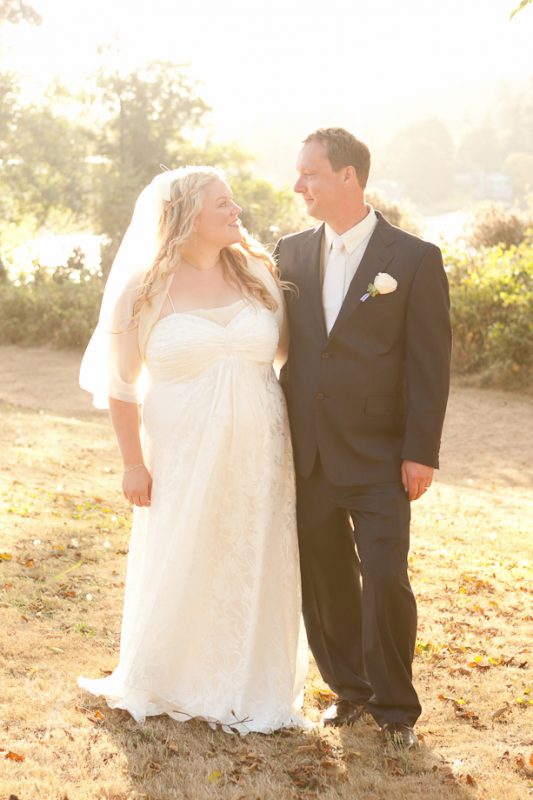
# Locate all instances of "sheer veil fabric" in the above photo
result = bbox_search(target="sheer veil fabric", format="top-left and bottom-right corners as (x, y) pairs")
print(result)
(77, 170), (309, 734)
(80, 172), (170, 409)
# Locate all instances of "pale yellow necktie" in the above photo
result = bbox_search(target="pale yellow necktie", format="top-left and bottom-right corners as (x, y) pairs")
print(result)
(322, 236), (346, 334)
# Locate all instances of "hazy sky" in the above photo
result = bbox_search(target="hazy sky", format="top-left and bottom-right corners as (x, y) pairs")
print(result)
(2, 0), (532, 182)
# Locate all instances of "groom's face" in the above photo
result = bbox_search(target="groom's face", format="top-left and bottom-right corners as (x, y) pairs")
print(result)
(293, 140), (346, 222)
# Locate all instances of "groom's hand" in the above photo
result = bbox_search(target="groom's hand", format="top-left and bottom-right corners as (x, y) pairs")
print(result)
(401, 460), (434, 502)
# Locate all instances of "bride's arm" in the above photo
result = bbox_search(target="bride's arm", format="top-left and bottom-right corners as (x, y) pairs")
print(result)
(109, 398), (152, 508)
(107, 323), (152, 507)
(274, 298), (289, 375)
(246, 255), (289, 375)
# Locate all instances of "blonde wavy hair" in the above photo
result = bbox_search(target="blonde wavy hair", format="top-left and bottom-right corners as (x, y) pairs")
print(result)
(132, 166), (280, 320)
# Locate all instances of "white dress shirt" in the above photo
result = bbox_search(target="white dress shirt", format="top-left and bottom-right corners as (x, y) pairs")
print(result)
(322, 205), (378, 333)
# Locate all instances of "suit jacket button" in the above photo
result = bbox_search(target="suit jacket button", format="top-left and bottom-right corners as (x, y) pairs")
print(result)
(316, 392), (325, 400)
(321, 352), (330, 359)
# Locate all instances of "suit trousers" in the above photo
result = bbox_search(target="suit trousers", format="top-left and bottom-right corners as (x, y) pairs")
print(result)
(296, 456), (421, 727)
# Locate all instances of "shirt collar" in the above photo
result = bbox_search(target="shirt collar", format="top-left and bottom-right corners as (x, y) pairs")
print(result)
(324, 205), (378, 255)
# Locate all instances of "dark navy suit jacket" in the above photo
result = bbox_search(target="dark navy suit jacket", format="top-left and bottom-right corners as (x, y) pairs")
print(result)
(274, 212), (452, 485)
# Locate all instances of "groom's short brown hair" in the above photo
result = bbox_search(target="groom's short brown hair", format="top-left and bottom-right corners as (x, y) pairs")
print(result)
(304, 128), (371, 188)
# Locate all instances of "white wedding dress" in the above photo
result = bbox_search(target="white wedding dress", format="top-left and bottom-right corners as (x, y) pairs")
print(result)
(78, 298), (308, 734)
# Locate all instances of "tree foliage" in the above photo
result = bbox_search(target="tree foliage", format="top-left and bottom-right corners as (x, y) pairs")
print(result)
(446, 238), (533, 386)
(0, 251), (102, 348)
(93, 61), (210, 259)
(86, 61), (306, 265)
(2, 103), (93, 227)
(229, 172), (307, 246)
(465, 202), (532, 249)
(0, 58), (306, 272)
(0, 0), (41, 25)
(510, 0), (532, 19)
(0, 76), (94, 247)
(382, 119), (455, 208)
(365, 191), (421, 235)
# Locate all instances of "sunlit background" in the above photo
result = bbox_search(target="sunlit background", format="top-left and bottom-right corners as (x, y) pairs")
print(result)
(1, 0), (532, 268)
(4, 0), (532, 171)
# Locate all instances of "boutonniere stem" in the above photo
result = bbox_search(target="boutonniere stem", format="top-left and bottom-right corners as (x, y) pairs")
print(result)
(360, 272), (397, 302)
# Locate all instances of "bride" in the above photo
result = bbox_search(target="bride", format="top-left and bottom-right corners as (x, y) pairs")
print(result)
(77, 166), (308, 734)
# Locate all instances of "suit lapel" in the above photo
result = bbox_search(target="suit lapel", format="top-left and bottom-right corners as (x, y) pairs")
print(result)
(327, 213), (396, 340)
(297, 224), (327, 342)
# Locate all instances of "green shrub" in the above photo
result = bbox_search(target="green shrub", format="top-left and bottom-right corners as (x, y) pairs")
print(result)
(465, 203), (530, 249)
(366, 191), (422, 236)
(2, 241), (533, 393)
(0, 271), (103, 349)
(446, 238), (533, 388)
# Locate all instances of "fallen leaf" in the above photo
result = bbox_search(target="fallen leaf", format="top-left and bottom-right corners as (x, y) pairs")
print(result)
(5, 751), (25, 762)
(208, 769), (222, 783)
(515, 754), (525, 768)
(491, 703), (511, 720)
(450, 666), (473, 676)
(287, 765), (322, 791)
(0, 553), (13, 561)
(384, 755), (405, 776)
(468, 659), (491, 670)
(345, 749), (363, 760)
(319, 757), (347, 779)
(312, 687), (337, 702)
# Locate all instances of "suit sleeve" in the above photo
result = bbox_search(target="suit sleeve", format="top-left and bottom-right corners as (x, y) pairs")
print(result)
(271, 238), (290, 385)
(401, 244), (452, 468)
(272, 239), (281, 269)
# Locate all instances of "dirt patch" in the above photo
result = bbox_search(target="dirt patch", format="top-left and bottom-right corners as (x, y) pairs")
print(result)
(0, 344), (103, 418)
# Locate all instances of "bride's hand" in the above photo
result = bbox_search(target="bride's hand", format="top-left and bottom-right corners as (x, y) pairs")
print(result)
(122, 465), (152, 507)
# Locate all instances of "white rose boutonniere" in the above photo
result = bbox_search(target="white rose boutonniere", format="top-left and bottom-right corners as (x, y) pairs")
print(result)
(360, 272), (398, 302)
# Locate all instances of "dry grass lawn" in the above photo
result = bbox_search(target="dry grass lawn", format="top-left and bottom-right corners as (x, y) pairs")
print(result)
(0, 345), (532, 800)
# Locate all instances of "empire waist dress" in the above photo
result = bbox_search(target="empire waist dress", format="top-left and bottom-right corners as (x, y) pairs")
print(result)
(78, 298), (308, 734)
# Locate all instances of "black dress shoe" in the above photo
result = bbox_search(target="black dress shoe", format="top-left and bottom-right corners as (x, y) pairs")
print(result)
(380, 722), (419, 750)
(322, 699), (366, 727)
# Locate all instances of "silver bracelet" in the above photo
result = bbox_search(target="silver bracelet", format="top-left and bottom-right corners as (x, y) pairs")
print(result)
(123, 463), (145, 474)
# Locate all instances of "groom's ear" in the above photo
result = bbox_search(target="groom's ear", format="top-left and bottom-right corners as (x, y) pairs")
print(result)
(342, 165), (357, 184)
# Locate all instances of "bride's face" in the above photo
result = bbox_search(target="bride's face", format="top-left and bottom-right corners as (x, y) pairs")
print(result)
(194, 179), (243, 248)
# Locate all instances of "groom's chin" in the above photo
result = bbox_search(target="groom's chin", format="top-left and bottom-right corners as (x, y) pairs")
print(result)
(304, 203), (322, 221)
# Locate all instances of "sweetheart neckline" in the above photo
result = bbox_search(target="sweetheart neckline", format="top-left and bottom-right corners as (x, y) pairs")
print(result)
(153, 301), (254, 332)
(160, 297), (246, 319)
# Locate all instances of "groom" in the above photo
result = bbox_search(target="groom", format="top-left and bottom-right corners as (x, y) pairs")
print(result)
(274, 128), (451, 749)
